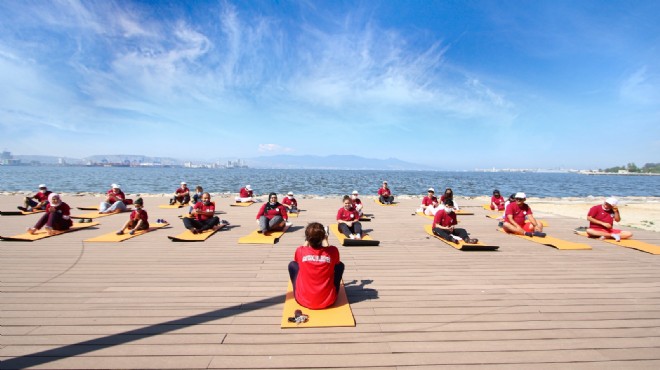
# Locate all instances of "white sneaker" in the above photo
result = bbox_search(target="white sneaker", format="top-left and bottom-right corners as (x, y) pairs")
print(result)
(355, 233), (361, 239)
(349, 234), (355, 239)
(612, 233), (621, 242)
(285, 221), (292, 227)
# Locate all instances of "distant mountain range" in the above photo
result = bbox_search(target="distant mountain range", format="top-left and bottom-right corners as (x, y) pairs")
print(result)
(244, 155), (431, 170)
(12, 154), (431, 170)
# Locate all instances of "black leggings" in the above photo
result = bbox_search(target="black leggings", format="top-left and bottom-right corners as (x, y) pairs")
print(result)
(433, 227), (468, 242)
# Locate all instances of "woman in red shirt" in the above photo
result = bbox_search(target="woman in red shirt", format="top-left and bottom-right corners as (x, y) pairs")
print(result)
(288, 222), (345, 309)
(27, 193), (72, 236)
(337, 195), (363, 240)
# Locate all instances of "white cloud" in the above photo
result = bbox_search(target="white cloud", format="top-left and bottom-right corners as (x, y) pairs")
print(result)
(620, 66), (660, 105)
(258, 144), (294, 153)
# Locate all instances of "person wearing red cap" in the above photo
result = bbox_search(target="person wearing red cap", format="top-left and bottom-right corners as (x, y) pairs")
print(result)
(586, 197), (633, 241)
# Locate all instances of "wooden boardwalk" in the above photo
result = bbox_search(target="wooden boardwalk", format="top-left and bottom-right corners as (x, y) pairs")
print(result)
(2, 194), (660, 369)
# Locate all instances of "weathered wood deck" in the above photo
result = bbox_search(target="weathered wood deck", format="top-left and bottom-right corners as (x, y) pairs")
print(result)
(2, 194), (660, 369)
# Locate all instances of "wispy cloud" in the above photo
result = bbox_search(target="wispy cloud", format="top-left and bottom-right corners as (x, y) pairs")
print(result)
(620, 66), (660, 105)
(258, 144), (294, 153)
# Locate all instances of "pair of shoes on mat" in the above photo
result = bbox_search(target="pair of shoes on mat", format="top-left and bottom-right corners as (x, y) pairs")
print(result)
(116, 230), (124, 235)
(220, 219), (230, 225)
(17, 206), (28, 212)
(190, 228), (199, 234)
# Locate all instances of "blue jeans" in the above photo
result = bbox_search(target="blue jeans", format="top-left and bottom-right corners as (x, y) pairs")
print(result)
(99, 201), (127, 213)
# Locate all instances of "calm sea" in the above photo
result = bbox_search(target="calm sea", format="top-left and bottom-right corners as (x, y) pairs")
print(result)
(1, 166), (659, 198)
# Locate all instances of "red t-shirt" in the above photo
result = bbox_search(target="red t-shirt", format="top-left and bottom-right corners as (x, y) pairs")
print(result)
(378, 187), (391, 197)
(130, 209), (149, 226)
(351, 198), (362, 208)
(491, 195), (505, 210)
(505, 202), (532, 226)
(336, 207), (359, 222)
(294, 245), (340, 309)
(587, 204), (615, 231)
(175, 187), (189, 195)
(422, 195), (438, 207)
(46, 202), (73, 228)
(256, 203), (288, 220)
(33, 191), (52, 202)
(239, 187), (253, 198)
(193, 201), (216, 221)
(433, 209), (457, 228)
(106, 189), (126, 204)
(282, 197), (297, 208)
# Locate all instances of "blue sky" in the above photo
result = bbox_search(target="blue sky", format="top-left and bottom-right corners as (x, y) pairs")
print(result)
(0, 0), (658, 170)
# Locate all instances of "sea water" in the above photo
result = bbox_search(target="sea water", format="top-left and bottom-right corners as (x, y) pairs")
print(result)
(1, 166), (659, 198)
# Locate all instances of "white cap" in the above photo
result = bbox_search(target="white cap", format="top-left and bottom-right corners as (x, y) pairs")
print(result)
(111, 183), (120, 189)
(287, 191), (294, 196)
(428, 188), (435, 192)
(383, 180), (388, 184)
(605, 197), (618, 206)
(246, 185), (252, 190)
(181, 181), (187, 185)
(38, 184), (47, 188)
(515, 192), (526, 199)
(352, 190), (359, 195)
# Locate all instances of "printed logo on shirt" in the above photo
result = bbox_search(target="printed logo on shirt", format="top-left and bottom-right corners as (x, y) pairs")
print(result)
(302, 255), (331, 263)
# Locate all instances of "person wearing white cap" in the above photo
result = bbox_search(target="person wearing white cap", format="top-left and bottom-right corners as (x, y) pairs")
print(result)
(417, 188), (439, 215)
(503, 192), (545, 237)
(282, 191), (299, 213)
(170, 182), (190, 205)
(18, 184), (52, 212)
(350, 190), (364, 216)
(99, 183), (128, 214)
(235, 184), (256, 203)
(378, 181), (394, 204)
(586, 197), (633, 241)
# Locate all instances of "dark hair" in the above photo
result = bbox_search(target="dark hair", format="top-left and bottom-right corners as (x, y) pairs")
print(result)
(444, 188), (453, 196)
(493, 189), (500, 195)
(202, 192), (211, 198)
(305, 222), (326, 248)
(134, 197), (144, 205)
(342, 195), (351, 202)
(444, 199), (454, 207)
(509, 193), (516, 201)
(196, 186), (203, 191)
(268, 192), (277, 199)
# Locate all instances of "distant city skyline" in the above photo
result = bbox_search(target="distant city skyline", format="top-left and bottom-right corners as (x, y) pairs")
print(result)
(1, 1), (658, 170)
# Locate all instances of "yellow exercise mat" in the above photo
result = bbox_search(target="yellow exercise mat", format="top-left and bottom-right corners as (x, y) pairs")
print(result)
(238, 225), (291, 244)
(230, 201), (254, 207)
(71, 210), (129, 219)
(287, 211), (303, 218)
(329, 224), (379, 246)
(574, 231), (660, 255)
(486, 214), (549, 227)
(158, 203), (188, 209)
(167, 224), (225, 242)
(85, 222), (169, 242)
(0, 209), (46, 216)
(498, 228), (590, 250)
(374, 199), (397, 206)
(415, 211), (434, 220)
(423, 225), (498, 251)
(281, 280), (355, 328)
(0, 222), (100, 242)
